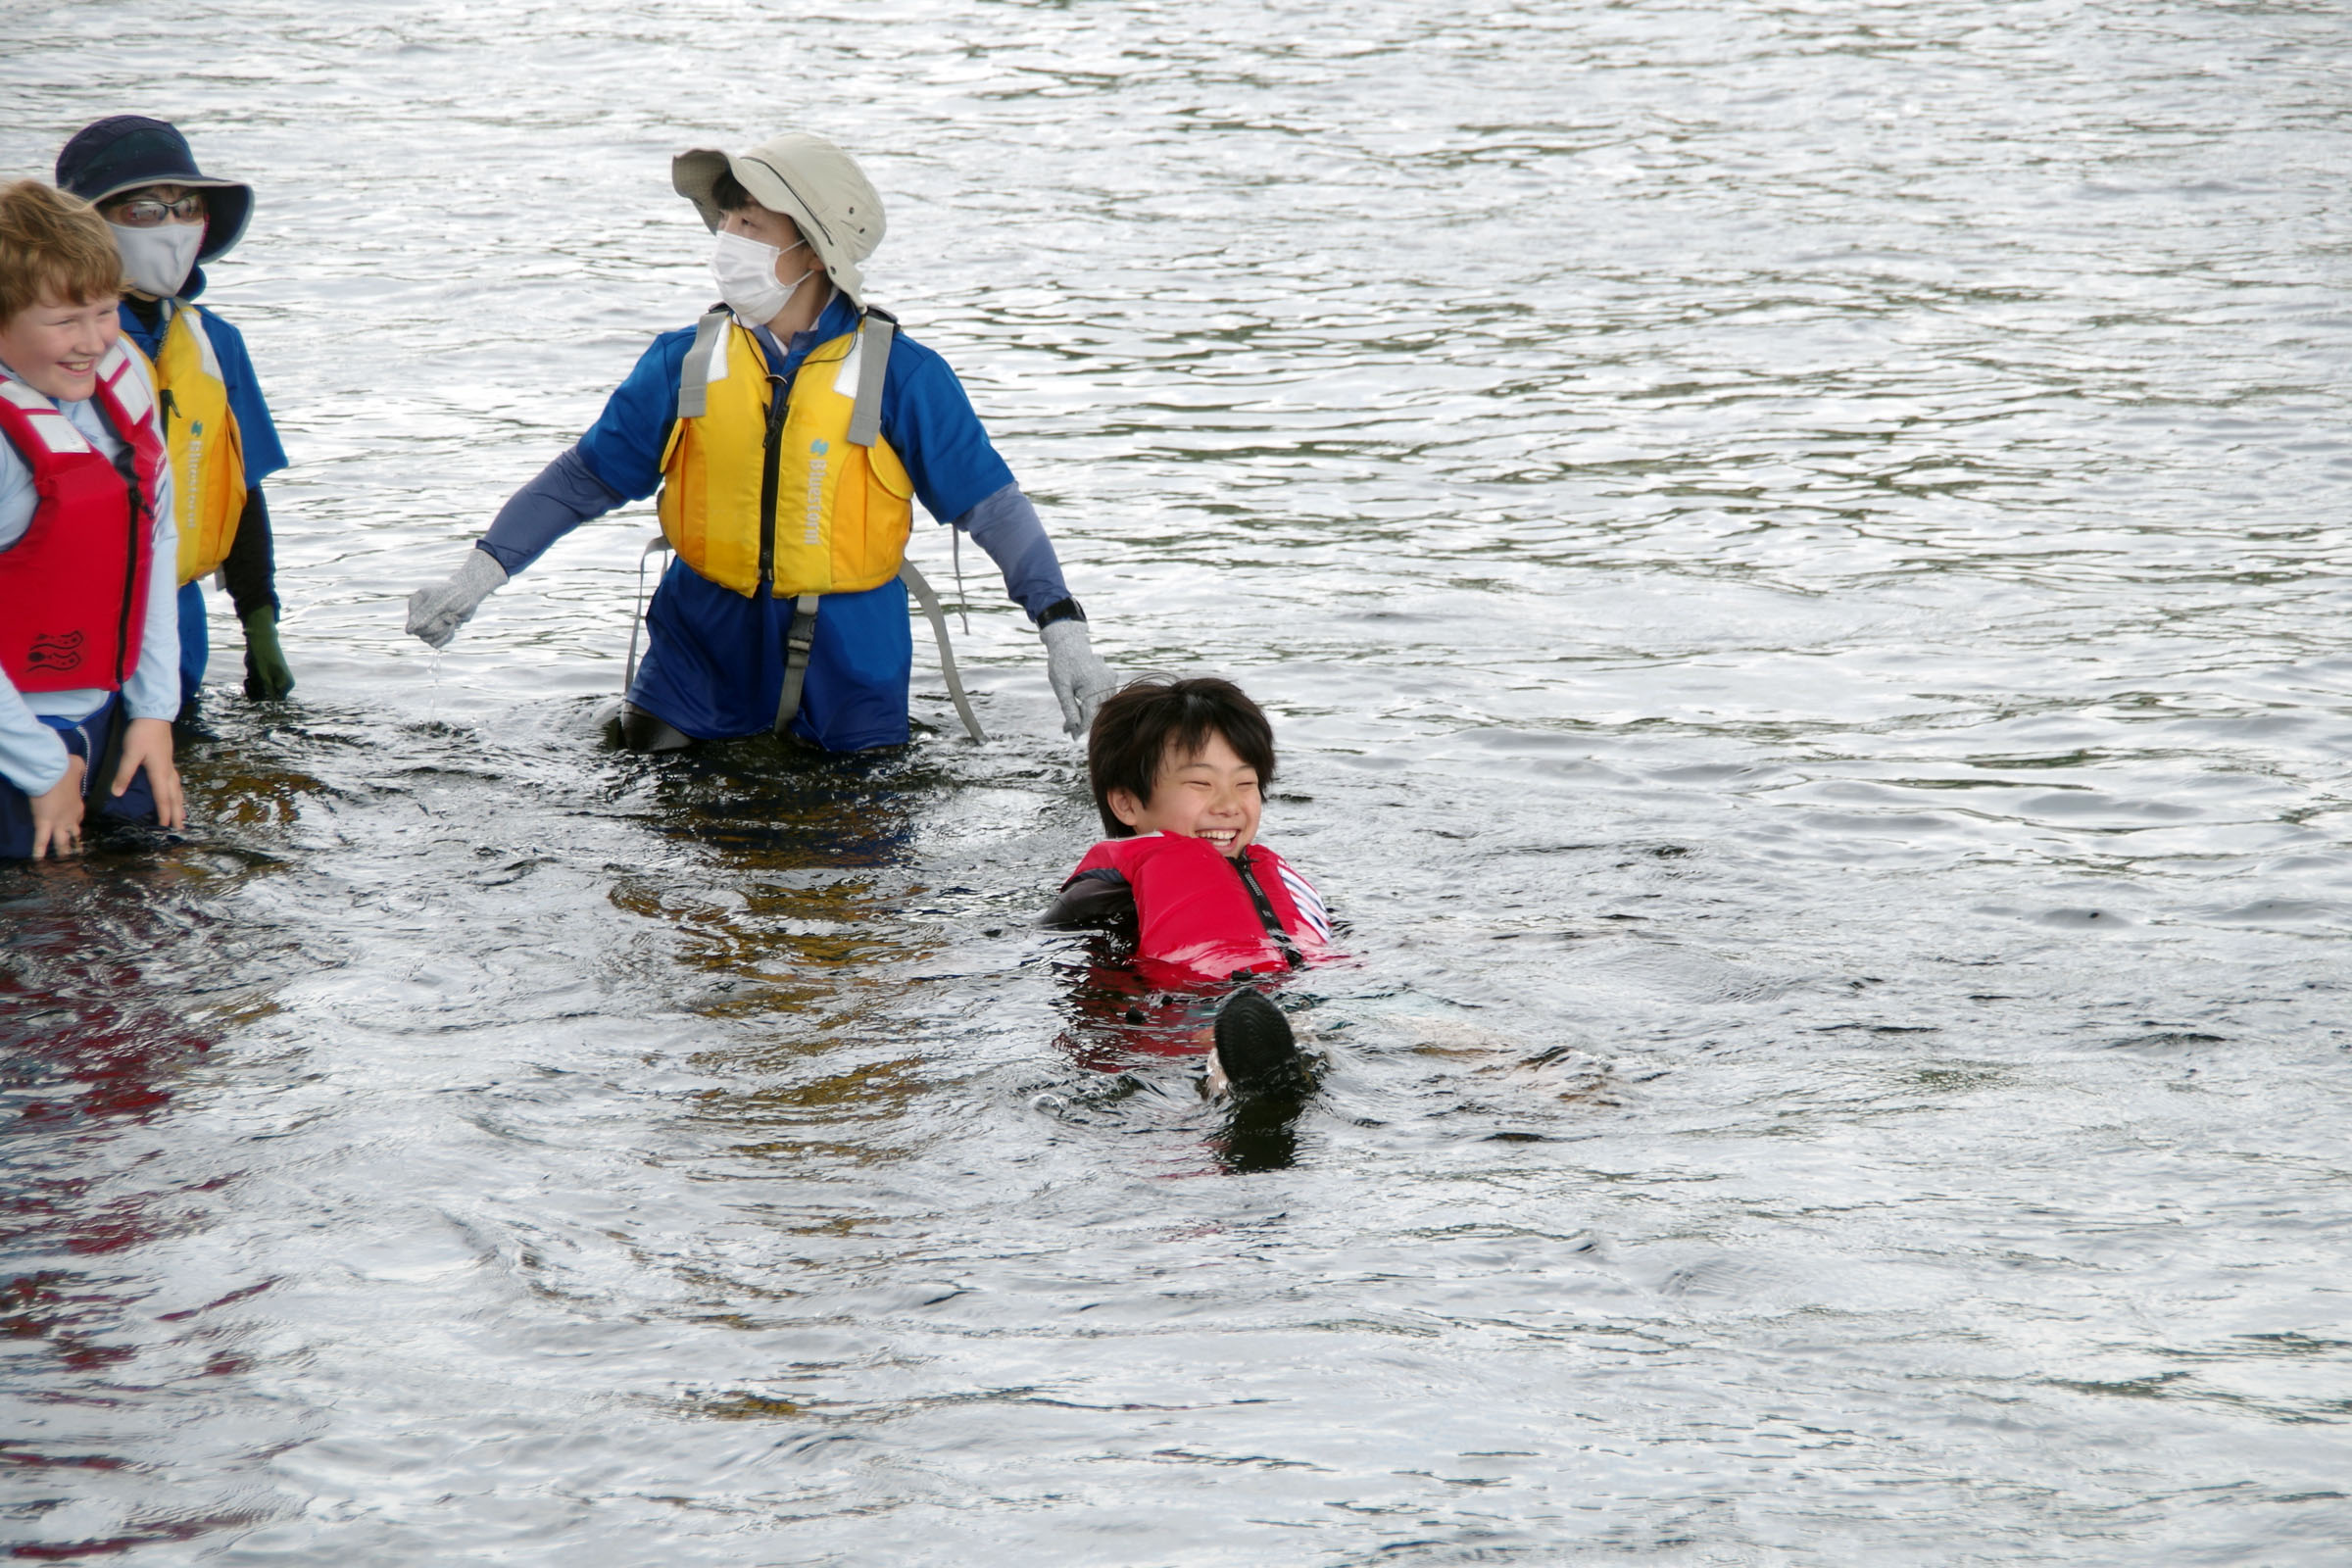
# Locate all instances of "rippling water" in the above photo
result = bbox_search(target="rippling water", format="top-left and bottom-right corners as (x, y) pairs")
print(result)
(6, 1), (2352, 1561)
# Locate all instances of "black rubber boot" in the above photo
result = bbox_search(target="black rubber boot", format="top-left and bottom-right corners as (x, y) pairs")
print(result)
(615, 703), (696, 754)
(1212, 989), (1310, 1097)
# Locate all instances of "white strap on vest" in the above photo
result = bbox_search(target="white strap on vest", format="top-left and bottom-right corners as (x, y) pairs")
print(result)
(672, 307), (893, 444)
(844, 313), (894, 448)
(771, 593), (821, 740)
(97, 342), (155, 428)
(625, 534), (673, 693)
(0, 380), (90, 455)
(675, 309), (731, 419)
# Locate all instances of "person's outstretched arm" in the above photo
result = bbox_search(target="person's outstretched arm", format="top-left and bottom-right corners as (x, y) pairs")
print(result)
(405, 329), (688, 649)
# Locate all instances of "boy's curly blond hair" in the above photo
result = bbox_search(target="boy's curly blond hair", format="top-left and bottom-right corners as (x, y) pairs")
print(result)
(0, 179), (122, 323)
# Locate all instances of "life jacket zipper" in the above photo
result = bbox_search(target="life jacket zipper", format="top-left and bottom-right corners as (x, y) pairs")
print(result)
(756, 370), (788, 590)
(116, 463), (146, 690)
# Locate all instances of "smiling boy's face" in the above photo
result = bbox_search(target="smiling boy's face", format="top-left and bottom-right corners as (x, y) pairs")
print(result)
(0, 292), (121, 402)
(1107, 730), (1263, 858)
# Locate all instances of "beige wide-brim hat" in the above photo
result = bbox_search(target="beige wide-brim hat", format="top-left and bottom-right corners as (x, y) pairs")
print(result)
(673, 132), (886, 308)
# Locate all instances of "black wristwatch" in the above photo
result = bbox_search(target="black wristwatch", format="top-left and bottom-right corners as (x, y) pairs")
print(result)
(1036, 597), (1087, 629)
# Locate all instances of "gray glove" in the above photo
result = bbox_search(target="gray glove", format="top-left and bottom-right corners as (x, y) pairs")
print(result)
(406, 548), (509, 649)
(1041, 616), (1116, 736)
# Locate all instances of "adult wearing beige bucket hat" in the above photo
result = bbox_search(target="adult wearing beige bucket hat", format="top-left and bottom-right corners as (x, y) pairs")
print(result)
(671, 133), (883, 309)
(407, 130), (1115, 752)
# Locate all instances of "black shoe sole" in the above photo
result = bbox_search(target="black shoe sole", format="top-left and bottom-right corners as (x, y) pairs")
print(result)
(1214, 989), (1310, 1096)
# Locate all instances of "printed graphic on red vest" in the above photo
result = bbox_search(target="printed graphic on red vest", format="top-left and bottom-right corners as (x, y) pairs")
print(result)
(25, 631), (85, 675)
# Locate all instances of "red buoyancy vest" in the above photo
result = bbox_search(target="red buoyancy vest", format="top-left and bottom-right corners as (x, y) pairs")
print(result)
(0, 347), (165, 693)
(1066, 833), (1333, 984)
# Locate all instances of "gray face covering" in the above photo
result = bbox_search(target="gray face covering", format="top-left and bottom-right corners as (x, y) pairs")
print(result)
(109, 222), (203, 299)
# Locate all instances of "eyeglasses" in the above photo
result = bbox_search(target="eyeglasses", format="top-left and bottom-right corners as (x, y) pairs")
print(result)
(111, 195), (206, 227)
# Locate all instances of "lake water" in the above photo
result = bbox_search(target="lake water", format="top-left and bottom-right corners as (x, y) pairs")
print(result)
(5, 1), (2352, 1561)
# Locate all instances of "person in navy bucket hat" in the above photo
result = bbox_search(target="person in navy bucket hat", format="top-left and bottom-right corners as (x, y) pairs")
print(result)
(56, 117), (252, 267)
(56, 116), (294, 719)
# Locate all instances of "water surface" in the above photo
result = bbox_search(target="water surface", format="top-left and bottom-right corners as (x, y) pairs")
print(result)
(5, 1), (2351, 1561)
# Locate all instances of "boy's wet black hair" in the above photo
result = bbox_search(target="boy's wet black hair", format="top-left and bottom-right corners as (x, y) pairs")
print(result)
(1088, 676), (1276, 837)
(710, 169), (755, 213)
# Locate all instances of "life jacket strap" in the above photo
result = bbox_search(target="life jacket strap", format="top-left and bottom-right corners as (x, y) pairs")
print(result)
(625, 534), (672, 692)
(845, 309), (896, 449)
(1234, 855), (1306, 969)
(772, 592), (821, 739)
(899, 561), (986, 743)
(675, 308), (731, 419)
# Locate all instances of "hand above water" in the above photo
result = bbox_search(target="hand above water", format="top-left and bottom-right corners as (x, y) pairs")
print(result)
(1042, 616), (1116, 737)
(27, 755), (85, 859)
(115, 716), (185, 833)
(406, 547), (509, 650)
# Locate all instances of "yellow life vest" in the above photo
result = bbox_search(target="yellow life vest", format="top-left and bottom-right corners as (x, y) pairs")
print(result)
(657, 310), (914, 599)
(143, 304), (249, 586)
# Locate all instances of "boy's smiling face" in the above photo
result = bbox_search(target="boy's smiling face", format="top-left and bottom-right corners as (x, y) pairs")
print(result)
(1108, 730), (1263, 858)
(0, 292), (121, 402)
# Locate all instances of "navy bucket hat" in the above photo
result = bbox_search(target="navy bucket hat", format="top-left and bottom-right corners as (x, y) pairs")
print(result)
(55, 116), (254, 265)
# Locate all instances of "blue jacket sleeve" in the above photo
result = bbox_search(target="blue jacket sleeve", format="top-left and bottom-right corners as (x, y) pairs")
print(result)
(120, 485), (183, 722)
(478, 328), (692, 572)
(880, 339), (1016, 526)
(196, 311), (289, 485)
(574, 327), (697, 504)
(0, 684), (69, 796)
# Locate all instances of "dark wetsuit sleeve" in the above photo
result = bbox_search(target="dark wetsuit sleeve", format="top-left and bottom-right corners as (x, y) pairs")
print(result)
(1040, 867), (1135, 929)
(220, 483), (277, 616)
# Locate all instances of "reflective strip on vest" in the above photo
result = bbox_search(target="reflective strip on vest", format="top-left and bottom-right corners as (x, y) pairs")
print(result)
(154, 303), (249, 585)
(0, 381), (92, 454)
(657, 313), (915, 600)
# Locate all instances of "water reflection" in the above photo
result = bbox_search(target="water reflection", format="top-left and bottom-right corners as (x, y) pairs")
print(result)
(0, 866), (282, 1557)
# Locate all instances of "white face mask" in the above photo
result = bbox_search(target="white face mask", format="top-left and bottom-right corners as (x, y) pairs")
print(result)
(110, 222), (203, 299)
(710, 229), (811, 325)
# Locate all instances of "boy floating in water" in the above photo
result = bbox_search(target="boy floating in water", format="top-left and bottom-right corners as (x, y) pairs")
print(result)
(1043, 676), (1329, 1097)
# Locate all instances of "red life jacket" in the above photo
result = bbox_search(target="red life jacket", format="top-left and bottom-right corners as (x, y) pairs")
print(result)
(0, 346), (165, 694)
(1065, 833), (1333, 984)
